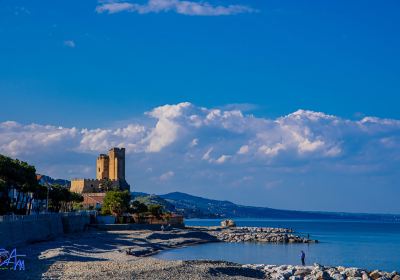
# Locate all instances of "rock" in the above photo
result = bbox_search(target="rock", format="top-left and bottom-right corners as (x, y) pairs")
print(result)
(270, 272), (286, 280)
(362, 272), (371, 280)
(220, 219), (236, 228)
(370, 270), (382, 280)
(281, 270), (293, 278)
(294, 268), (312, 277)
(314, 263), (325, 270)
(345, 268), (362, 277)
(315, 270), (330, 280)
(331, 273), (346, 280)
(392, 275), (400, 280)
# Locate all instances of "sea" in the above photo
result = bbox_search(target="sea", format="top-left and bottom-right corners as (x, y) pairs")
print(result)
(156, 218), (400, 272)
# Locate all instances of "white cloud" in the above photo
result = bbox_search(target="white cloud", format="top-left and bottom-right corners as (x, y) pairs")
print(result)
(202, 147), (213, 161)
(96, 2), (134, 14)
(160, 171), (174, 181)
(145, 102), (191, 152)
(258, 143), (285, 157)
(2, 103), (400, 213)
(189, 138), (199, 147)
(0, 123), (78, 157)
(64, 40), (76, 48)
(95, 0), (256, 16)
(2, 103), (400, 163)
(237, 145), (249, 155)
(215, 154), (231, 164)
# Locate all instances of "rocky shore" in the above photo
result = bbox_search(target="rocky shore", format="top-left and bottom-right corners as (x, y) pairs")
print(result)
(42, 259), (400, 280)
(243, 263), (400, 280)
(1, 226), (396, 280)
(207, 227), (317, 244)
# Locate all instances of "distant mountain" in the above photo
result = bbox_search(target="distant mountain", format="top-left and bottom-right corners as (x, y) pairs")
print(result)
(133, 191), (400, 221)
(40, 177), (398, 221)
(37, 174), (70, 187)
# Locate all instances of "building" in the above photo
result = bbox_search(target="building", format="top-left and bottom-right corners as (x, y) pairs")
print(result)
(70, 147), (130, 194)
(82, 193), (106, 210)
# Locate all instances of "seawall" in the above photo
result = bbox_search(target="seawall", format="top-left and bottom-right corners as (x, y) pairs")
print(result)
(0, 212), (94, 248)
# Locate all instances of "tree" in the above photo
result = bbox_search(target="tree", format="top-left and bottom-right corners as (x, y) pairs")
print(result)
(0, 154), (41, 215)
(148, 204), (163, 218)
(129, 200), (148, 214)
(101, 190), (131, 216)
(98, 178), (118, 192)
(48, 184), (84, 212)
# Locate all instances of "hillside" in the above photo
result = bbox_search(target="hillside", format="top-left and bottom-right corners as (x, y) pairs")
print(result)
(40, 176), (398, 221)
(134, 191), (400, 221)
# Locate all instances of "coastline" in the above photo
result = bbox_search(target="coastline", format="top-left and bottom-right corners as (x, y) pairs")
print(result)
(1, 227), (397, 280)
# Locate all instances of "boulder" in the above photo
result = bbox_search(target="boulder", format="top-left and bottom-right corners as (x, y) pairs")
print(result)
(315, 270), (330, 280)
(220, 219), (236, 228)
(331, 273), (346, 280)
(362, 272), (371, 280)
(294, 268), (312, 277)
(370, 270), (382, 280)
(270, 272), (286, 280)
(345, 268), (362, 277)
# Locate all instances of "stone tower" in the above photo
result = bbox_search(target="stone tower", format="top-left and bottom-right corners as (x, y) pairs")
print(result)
(71, 147), (130, 194)
(96, 154), (109, 180)
(108, 147), (125, 181)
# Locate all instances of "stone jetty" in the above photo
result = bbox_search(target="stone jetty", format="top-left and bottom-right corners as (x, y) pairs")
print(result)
(243, 263), (400, 280)
(210, 227), (317, 244)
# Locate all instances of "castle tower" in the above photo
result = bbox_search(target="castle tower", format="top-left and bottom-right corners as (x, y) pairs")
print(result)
(96, 154), (109, 180)
(108, 147), (125, 181)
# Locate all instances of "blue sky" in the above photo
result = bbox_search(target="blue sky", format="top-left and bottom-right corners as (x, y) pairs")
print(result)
(1, 0), (400, 213)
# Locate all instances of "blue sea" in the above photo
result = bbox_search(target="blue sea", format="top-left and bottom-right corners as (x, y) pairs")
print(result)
(156, 219), (400, 272)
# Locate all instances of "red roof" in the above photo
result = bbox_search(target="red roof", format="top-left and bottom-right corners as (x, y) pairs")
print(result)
(83, 193), (106, 205)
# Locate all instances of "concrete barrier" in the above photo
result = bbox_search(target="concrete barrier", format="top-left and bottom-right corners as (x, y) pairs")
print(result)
(0, 212), (95, 248)
(61, 215), (90, 233)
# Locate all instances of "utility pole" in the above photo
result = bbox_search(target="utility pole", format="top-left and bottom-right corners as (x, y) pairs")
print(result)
(46, 182), (50, 212)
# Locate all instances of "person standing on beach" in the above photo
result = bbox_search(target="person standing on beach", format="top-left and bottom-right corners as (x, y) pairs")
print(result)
(300, 251), (306, 266)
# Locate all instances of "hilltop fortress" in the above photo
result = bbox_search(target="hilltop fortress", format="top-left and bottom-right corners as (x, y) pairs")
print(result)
(71, 147), (130, 193)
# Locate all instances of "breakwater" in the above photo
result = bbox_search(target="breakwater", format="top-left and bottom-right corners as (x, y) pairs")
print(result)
(208, 227), (316, 243)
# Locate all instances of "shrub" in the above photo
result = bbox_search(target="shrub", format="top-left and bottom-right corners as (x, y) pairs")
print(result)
(101, 190), (131, 216)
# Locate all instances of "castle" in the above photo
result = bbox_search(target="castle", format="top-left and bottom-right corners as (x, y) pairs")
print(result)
(70, 147), (130, 194)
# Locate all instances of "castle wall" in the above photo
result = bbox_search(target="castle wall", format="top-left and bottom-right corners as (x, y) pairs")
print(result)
(70, 179), (122, 194)
(70, 179), (101, 193)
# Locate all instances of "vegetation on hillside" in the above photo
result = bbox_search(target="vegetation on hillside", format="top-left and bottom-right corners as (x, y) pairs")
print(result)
(132, 193), (176, 213)
(0, 154), (83, 215)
